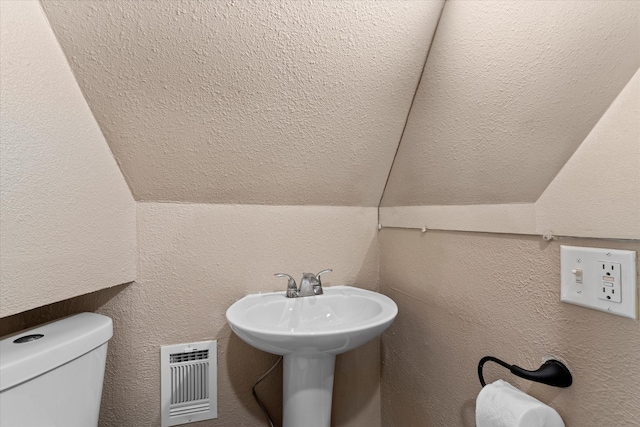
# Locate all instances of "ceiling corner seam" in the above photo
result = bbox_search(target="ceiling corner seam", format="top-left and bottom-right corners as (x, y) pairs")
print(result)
(376, 0), (448, 225)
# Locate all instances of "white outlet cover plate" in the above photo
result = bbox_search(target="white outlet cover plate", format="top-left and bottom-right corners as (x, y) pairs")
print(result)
(560, 246), (637, 319)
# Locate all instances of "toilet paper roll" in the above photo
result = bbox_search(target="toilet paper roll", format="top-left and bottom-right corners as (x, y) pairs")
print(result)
(476, 380), (565, 427)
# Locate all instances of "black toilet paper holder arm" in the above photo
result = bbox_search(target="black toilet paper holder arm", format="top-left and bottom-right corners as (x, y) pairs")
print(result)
(478, 356), (572, 388)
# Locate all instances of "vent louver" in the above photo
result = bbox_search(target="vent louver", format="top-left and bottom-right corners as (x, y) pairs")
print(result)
(161, 341), (217, 427)
(170, 349), (209, 364)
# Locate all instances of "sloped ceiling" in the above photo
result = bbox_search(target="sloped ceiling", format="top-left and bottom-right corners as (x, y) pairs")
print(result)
(1, 0), (136, 317)
(40, 0), (444, 206)
(381, 0), (640, 207)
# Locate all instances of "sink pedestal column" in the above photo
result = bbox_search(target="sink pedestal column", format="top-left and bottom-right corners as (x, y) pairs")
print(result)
(282, 353), (336, 427)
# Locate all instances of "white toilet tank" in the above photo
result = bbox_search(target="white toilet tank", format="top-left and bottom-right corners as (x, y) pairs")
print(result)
(0, 313), (113, 427)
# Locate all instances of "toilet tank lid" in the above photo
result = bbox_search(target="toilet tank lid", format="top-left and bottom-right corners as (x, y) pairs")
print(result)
(0, 313), (113, 392)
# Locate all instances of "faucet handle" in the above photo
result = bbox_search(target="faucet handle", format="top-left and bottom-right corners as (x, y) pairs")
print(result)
(316, 269), (332, 283)
(314, 269), (332, 295)
(275, 273), (298, 298)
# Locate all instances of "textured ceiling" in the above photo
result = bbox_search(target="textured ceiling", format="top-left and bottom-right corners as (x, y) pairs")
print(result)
(41, 0), (444, 206)
(381, 1), (640, 206)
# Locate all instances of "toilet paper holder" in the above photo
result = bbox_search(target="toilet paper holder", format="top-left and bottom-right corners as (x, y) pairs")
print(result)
(478, 356), (572, 388)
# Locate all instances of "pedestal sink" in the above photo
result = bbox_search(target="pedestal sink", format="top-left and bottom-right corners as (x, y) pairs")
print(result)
(226, 286), (398, 427)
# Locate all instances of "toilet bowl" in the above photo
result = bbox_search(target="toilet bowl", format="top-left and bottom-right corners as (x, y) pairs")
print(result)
(0, 313), (113, 427)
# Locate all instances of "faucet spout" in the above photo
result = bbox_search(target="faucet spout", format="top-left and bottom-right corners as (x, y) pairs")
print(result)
(298, 273), (318, 297)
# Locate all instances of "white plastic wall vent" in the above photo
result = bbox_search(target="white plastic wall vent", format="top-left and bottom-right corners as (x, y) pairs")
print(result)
(161, 340), (217, 427)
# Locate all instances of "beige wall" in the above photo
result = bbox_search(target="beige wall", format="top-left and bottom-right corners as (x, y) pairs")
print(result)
(379, 230), (640, 426)
(1, 203), (380, 427)
(0, 0), (136, 317)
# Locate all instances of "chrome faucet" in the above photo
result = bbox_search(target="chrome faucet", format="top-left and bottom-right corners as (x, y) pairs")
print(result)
(274, 270), (332, 298)
(298, 273), (318, 297)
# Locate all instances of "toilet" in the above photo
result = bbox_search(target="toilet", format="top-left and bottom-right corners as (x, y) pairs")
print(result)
(0, 313), (113, 426)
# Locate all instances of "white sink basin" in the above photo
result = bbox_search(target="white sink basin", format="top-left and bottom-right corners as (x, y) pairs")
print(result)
(226, 285), (397, 427)
(226, 285), (397, 355)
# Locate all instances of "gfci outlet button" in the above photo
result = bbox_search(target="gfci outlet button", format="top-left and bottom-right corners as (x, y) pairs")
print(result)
(560, 246), (637, 320)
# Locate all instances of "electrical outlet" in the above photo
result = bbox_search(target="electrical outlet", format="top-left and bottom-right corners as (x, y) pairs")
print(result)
(597, 262), (622, 303)
(560, 246), (637, 319)
(599, 282), (621, 303)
